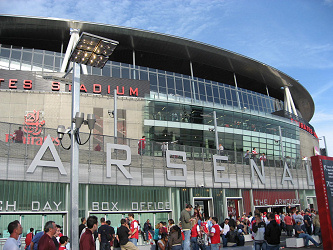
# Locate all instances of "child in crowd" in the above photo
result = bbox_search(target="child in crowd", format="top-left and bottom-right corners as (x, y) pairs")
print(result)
(59, 236), (69, 250)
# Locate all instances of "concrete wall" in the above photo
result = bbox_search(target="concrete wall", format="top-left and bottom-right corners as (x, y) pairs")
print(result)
(299, 129), (319, 158)
(0, 90), (146, 140)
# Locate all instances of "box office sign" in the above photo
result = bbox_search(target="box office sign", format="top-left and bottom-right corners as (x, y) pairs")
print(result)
(0, 200), (170, 212)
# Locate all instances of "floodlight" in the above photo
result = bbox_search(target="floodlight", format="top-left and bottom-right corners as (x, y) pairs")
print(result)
(69, 32), (119, 69)
(75, 112), (85, 129)
(86, 114), (96, 130)
(57, 125), (66, 140)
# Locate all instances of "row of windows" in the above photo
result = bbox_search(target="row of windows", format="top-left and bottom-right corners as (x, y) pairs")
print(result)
(145, 101), (299, 140)
(145, 126), (299, 159)
(0, 44), (284, 114)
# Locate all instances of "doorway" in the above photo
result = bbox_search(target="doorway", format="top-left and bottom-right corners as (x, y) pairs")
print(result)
(193, 197), (214, 220)
(226, 197), (243, 219)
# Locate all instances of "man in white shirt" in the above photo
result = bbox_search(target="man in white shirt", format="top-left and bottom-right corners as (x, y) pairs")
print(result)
(221, 218), (230, 247)
(3, 220), (23, 250)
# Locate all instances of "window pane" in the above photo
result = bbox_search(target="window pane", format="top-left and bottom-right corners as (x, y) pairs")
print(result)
(175, 78), (183, 96)
(112, 66), (120, 78)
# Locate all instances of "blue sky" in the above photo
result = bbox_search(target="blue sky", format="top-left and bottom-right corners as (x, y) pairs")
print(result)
(1, 0), (333, 154)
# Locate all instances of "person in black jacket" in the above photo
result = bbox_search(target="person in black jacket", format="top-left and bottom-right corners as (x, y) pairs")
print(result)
(264, 213), (281, 250)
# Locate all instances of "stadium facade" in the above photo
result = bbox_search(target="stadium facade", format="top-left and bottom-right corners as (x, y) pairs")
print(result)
(0, 15), (319, 242)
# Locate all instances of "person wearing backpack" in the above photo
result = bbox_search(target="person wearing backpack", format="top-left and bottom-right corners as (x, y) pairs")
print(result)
(98, 217), (115, 250)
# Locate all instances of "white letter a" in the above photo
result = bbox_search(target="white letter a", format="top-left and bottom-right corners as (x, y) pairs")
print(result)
(27, 135), (67, 175)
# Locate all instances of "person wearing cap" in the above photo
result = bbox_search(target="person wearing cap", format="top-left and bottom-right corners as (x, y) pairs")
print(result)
(295, 221), (321, 247)
(180, 204), (194, 250)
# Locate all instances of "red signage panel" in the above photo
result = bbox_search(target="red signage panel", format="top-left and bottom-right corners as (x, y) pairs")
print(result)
(311, 155), (333, 250)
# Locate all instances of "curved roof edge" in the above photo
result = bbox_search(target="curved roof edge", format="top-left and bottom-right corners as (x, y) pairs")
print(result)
(0, 15), (314, 121)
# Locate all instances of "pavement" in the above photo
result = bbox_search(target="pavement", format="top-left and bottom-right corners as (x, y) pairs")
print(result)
(218, 234), (323, 250)
(138, 234), (323, 250)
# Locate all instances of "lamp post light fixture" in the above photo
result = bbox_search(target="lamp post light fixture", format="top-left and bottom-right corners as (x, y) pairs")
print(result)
(319, 136), (328, 156)
(57, 30), (118, 250)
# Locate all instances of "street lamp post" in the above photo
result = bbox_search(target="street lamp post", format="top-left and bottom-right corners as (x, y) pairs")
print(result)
(58, 32), (118, 250)
(319, 136), (328, 156)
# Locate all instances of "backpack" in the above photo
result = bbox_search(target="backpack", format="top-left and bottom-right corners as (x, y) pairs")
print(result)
(103, 229), (112, 241)
(237, 230), (245, 246)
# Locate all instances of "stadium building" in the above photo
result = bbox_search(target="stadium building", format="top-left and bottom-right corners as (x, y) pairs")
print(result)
(0, 15), (319, 243)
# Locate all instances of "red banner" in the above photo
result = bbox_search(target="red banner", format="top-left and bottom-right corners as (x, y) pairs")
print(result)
(311, 155), (333, 250)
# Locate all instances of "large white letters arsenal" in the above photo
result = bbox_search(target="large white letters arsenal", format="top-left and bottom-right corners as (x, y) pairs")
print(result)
(26, 140), (301, 185)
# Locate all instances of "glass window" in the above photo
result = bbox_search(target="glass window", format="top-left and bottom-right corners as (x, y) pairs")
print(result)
(33, 52), (43, 66)
(175, 78), (183, 96)
(213, 86), (220, 105)
(225, 88), (232, 106)
(44, 55), (54, 68)
(92, 67), (101, 76)
(0, 48), (10, 58)
(54, 57), (62, 71)
(139, 70), (148, 81)
(122, 67), (130, 79)
(102, 65), (111, 77)
(219, 87), (226, 105)
(112, 66), (121, 78)
(11, 49), (21, 61)
(22, 51), (32, 63)
(158, 75), (166, 88)
(205, 83), (213, 97)
(231, 89), (238, 107)
(183, 79), (191, 92)
(166, 76), (175, 95)
(198, 82), (206, 101)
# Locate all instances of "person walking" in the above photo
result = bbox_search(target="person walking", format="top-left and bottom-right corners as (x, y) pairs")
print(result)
(116, 218), (138, 250)
(252, 213), (267, 250)
(180, 204), (194, 250)
(284, 213), (293, 236)
(80, 216), (98, 250)
(25, 228), (34, 249)
(264, 213), (280, 250)
(3, 220), (23, 250)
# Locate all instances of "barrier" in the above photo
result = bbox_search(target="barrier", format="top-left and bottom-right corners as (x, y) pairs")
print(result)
(286, 235), (321, 248)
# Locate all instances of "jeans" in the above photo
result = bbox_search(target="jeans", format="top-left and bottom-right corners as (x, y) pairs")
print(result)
(100, 242), (111, 250)
(222, 234), (227, 247)
(172, 245), (182, 250)
(191, 237), (199, 250)
(210, 243), (219, 250)
(254, 241), (267, 250)
(266, 244), (279, 250)
(299, 233), (319, 247)
(129, 238), (137, 246)
(183, 230), (191, 250)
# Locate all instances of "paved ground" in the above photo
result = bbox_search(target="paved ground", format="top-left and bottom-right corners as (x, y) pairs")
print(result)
(138, 234), (323, 250)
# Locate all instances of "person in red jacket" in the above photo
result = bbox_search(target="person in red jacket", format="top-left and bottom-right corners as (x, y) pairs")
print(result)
(138, 136), (146, 155)
(25, 228), (34, 249)
(209, 217), (221, 250)
(128, 213), (139, 246)
(80, 216), (98, 250)
(190, 219), (201, 250)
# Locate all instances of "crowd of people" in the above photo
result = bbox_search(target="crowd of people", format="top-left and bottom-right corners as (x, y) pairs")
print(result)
(2, 220), (68, 250)
(2, 207), (322, 250)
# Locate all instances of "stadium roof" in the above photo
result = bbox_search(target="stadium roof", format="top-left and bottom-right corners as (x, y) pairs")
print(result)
(0, 15), (314, 121)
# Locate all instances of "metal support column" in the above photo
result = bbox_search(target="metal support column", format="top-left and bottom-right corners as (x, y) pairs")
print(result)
(279, 126), (285, 167)
(233, 73), (242, 109)
(213, 111), (219, 151)
(70, 62), (80, 249)
(114, 89), (117, 142)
